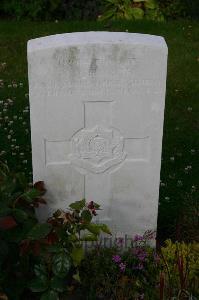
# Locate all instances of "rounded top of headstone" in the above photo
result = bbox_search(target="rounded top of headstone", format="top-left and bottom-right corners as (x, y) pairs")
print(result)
(28, 31), (167, 53)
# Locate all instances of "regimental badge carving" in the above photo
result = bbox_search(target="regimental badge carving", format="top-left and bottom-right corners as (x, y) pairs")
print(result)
(68, 125), (126, 173)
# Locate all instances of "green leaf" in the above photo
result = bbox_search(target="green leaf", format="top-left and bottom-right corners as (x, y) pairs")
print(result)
(40, 290), (59, 300)
(99, 224), (112, 235)
(22, 188), (41, 202)
(69, 199), (86, 211)
(47, 244), (63, 253)
(73, 271), (81, 283)
(145, 0), (157, 9)
(93, 202), (101, 209)
(81, 210), (92, 223)
(71, 246), (84, 266)
(50, 276), (65, 292)
(81, 233), (98, 241)
(27, 223), (52, 240)
(0, 208), (12, 217)
(86, 223), (101, 235)
(34, 263), (48, 280)
(29, 278), (48, 292)
(131, 7), (144, 19)
(13, 209), (28, 222)
(52, 252), (71, 278)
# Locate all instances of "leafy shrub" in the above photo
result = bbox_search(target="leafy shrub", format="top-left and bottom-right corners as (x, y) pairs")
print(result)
(0, 0), (102, 20)
(158, 0), (199, 19)
(0, 161), (47, 299)
(0, 162), (111, 299)
(100, 0), (164, 21)
(27, 199), (111, 300)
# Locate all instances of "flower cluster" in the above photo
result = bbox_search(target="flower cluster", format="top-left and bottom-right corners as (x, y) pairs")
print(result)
(112, 255), (126, 272)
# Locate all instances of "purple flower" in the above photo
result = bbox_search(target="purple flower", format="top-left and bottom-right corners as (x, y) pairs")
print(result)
(132, 248), (147, 262)
(112, 255), (122, 263)
(119, 262), (126, 272)
(116, 237), (124, 246)
(133, 234), (143, 242)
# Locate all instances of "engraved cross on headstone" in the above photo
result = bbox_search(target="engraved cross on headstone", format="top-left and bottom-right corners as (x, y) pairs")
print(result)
(45, 101), (149, 221)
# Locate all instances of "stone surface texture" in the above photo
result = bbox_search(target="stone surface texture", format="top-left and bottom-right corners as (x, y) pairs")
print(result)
(28, 32), (168, 238)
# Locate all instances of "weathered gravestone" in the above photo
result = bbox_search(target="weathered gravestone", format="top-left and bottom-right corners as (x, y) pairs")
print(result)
(28, 32), (167, 238)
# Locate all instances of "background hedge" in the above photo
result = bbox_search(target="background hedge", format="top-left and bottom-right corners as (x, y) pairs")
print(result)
(0, 0), (198, 21)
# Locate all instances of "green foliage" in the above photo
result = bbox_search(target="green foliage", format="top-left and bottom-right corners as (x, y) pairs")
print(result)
(0, 162), (48, 299)
(160, 239), (199, 296)
(0, 0), (103, 21)
(100, 0), (164, 21)
(26, 199), (111, 299)
(80, 235), (199, 299)
(0, 0), (198, 20)
(0, 162), (111, 299)
(158, 0), (199, 20)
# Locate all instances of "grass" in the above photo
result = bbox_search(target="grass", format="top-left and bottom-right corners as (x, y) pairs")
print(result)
(0, 20), (198, 242)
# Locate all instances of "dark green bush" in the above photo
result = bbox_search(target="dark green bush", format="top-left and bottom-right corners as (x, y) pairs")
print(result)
(0, 0), (198, 20)
(0, 0), (102, 21)
(158, 0), (199, 19)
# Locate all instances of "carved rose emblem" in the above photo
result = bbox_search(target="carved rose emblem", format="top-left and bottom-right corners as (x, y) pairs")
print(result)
(69, 125), (126, 173)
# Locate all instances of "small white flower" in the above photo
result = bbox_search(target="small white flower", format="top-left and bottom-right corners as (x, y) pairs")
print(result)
(187, 107), (192, 112)
(19, 82), (23, 87)
(3, 108), (7, 112)
(19, 116), (22, 120)
(191, 185), (196, 191)
(22, 160), (27, 164)
(7, 135), (11, 139)
(165, 196), (170, 201)
(160, 182), (166, 187)
(170, 156), (175, 161)
(13, 83), (18, 88)
(20, 152), (24, 156)
(8, 84), (12, 88)
(177, 180), (183, 187)
(12, 152), (16, 156)
(7, 98), (13, 105)
(190, 149), (195, 154)
(13, 115), (18, 120)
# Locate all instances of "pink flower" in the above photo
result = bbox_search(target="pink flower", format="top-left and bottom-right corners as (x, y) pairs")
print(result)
(112, 255), (122, 263)
(119, 262), (126, 272)
(116, 237), (124, 246)
(133, 234), (143, 242)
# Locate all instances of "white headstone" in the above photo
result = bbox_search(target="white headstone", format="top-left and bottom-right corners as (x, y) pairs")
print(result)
(28, 32), (167, 239)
